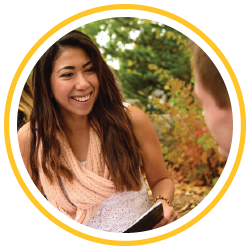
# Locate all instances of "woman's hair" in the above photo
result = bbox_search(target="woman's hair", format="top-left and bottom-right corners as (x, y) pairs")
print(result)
(30, 30), (145, 192)
(188, 39), (230, 109)
(18, 77), (33, 131)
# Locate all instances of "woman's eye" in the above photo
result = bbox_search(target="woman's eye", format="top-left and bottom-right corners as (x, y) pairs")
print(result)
(61, 73), (73, 77)
(85, 67), (95, 73)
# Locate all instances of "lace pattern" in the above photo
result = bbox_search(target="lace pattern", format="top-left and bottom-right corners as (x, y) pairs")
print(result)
(85, 179), (152, 232)
(61, 161), (152, 232)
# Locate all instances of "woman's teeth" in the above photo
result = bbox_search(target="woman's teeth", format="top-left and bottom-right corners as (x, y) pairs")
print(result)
(73, 95), (90, 102)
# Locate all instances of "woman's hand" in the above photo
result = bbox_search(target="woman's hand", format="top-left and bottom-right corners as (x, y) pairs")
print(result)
(153, 200), (178, 229)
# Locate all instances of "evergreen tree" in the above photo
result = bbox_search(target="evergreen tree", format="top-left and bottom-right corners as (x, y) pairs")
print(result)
(77, 17), (192, 108)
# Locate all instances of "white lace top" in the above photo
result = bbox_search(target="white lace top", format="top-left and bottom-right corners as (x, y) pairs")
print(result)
(82, 161), (152, 232)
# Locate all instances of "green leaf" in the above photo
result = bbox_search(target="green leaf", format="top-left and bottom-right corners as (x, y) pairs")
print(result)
(197, 138), (203, 144)
(78, 17), (192, 109)
(212, 178), (218, 185)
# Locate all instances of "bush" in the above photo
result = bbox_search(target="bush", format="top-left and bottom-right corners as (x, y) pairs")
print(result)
(147, 76), (226, 187)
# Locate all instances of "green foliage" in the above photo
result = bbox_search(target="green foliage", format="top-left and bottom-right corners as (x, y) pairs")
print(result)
(77, 18), (192, 107)
(212, 178), (218, 185)
(77, 18), (226, 187)
(148, 77), (227, 187)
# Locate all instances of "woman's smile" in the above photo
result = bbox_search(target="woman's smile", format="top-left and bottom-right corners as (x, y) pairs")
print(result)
(50, 47), (99, 119)
(71, 92), (92, 104)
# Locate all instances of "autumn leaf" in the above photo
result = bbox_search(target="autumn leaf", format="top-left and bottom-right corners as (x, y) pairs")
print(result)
(185, 96), (193, 105)
(148, 72), (226, 187)
(164, 84), (170, 90)
(217, 166), (224, 175)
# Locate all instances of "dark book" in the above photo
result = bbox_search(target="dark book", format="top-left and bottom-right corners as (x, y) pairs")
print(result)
(123, 202), (163, 233)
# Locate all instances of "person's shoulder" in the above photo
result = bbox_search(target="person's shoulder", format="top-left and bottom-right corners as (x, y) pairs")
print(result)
(126, 106), (152, 132)
(18, 122), (33, 176)
(18, 122), (31, 156)
(18, 122), (31, 140)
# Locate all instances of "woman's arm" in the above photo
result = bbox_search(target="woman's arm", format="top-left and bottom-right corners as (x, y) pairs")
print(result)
(18, 122), (44, 195)
(127, 106), (178, 228)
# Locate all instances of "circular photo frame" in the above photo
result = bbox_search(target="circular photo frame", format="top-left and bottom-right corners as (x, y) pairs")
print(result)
(4, 4), (246, 246)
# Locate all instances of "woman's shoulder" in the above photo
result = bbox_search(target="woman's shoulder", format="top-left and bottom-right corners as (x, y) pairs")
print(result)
(126, 105), (155, 139)
(18, 122), (31, 169)
(18, 122), (31, 143)
(17, 122), (44, 194)
(126, 106), (150, 126)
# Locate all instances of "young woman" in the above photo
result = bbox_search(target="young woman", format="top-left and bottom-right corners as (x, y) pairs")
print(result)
(18, 30), (177, 232)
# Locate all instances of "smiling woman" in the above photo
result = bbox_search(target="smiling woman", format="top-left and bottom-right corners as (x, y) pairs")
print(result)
(17, 30), (177, 232)
(50, 47), (99, 119)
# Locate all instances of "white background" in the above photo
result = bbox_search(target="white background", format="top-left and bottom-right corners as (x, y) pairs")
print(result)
(1, 0), (249, 249)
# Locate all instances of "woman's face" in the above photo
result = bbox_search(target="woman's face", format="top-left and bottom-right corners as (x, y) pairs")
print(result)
(50, 47), (99, 120)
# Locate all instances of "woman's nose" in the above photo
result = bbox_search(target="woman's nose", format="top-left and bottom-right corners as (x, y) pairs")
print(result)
(75, 73), (90, 90)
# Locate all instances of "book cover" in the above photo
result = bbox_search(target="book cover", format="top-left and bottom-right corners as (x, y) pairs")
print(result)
(123, 202), (163, 233)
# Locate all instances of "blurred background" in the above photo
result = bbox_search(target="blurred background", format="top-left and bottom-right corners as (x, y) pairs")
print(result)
(18, 17), (227, 218)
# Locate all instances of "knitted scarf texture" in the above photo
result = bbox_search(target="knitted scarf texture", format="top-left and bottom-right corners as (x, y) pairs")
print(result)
(38, 126), (116, 224)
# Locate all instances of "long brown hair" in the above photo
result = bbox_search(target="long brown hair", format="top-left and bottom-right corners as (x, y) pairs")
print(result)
(30, 30), (145, 192)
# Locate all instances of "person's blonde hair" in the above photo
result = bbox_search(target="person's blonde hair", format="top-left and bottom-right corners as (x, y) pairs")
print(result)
(18, 77), (33, 130)
(189, 39), (231, 109)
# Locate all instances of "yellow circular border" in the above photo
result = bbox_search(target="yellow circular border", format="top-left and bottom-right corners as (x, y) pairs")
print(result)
(4, 4), (246, 246)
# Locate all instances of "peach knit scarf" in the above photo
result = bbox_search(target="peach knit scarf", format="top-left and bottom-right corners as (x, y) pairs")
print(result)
(38, 126), (116, 224)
